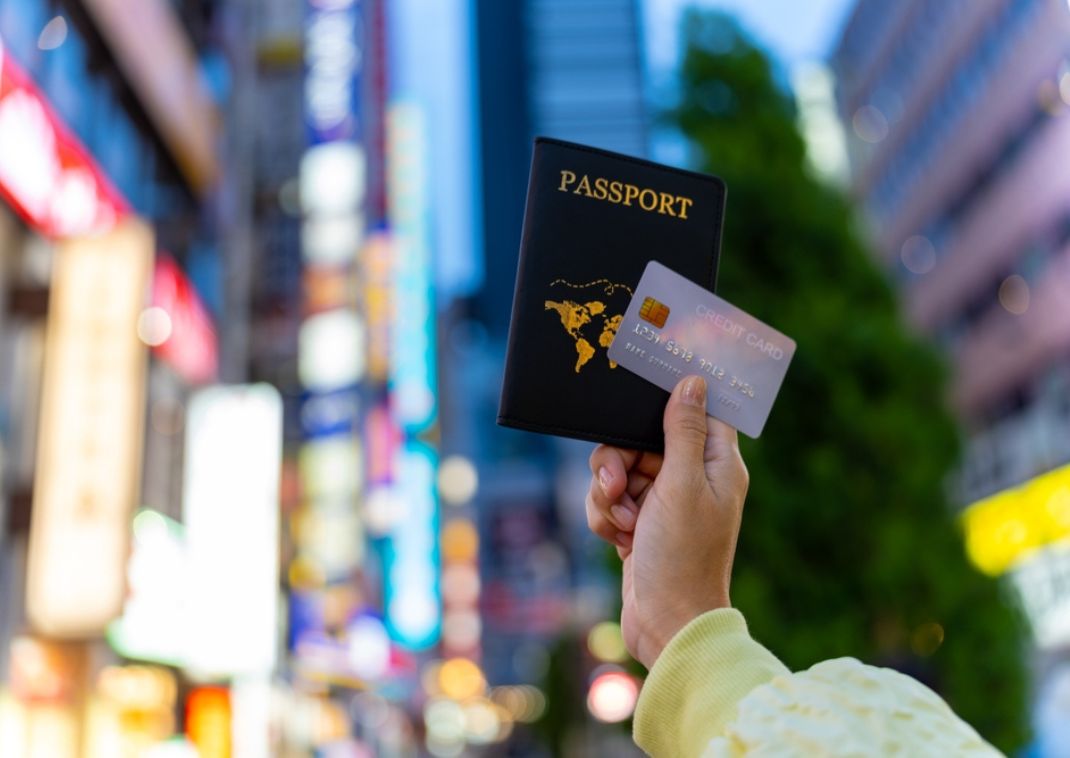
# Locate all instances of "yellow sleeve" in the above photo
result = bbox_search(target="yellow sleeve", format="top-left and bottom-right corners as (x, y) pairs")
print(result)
(633, 609), (1003, 757)
(633, 609), (789, 757)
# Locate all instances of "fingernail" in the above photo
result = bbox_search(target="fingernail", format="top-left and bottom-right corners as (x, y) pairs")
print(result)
(611, 503), (635, 530)
(616, 532), (633, 549)
(598, 466), (612, 495)
(681, 376), (706, 408)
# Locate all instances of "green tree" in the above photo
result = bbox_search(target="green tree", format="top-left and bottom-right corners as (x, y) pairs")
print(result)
(669, 11), (1028, 751)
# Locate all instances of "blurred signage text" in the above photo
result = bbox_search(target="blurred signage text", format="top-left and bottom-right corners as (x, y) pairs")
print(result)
(26, 220), (153, 637)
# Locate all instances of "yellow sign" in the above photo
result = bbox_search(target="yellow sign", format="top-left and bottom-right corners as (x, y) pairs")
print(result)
(26, 220), (153, 637)
(962, 462), (1070, 575)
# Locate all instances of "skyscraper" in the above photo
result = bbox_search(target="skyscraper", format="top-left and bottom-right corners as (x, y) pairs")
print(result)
(833, 0), (1070, 650)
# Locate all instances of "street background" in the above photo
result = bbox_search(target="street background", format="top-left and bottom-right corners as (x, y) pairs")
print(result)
(1, 0), (1069, 755)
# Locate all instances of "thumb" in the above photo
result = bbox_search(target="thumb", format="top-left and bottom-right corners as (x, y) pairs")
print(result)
(662, 375), (709, 479)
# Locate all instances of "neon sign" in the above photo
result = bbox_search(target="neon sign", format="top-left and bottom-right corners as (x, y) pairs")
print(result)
(0, 38), (127, 238)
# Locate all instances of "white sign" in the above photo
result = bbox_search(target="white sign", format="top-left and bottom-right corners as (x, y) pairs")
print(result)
(26, 220), (152, 637)
(183, 384), (283, 676)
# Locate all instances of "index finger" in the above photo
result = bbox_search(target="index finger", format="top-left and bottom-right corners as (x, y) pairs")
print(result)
(589, 445), (638, 502)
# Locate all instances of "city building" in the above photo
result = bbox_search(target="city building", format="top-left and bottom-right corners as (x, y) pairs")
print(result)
(833, 0), (1070, 656)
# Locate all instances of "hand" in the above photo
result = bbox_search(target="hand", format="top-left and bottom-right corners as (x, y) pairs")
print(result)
(586, 375), (749, 668)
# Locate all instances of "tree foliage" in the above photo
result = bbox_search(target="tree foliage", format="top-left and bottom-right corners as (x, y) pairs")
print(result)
(671, 11), (1028, 751)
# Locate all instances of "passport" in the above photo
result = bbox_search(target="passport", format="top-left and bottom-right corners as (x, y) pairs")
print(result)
(497, 137), (727, 451)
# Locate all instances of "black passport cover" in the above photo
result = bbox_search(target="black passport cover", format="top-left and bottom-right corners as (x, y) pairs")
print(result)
(497, 137), (726, 451)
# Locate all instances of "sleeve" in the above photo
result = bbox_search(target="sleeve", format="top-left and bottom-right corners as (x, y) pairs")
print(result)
(632, 609), (1003, 758)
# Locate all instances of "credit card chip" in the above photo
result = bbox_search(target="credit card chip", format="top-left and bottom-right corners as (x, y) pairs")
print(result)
(639, 297), (670, 328)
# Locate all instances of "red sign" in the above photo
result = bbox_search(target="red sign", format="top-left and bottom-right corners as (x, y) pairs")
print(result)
(0, 42), (128, 238)
(152, 255), (219, 384)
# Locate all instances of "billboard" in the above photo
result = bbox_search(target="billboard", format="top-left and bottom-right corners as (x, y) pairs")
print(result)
(182, 384), (283, 676)
(26, 220), (153, 637)
(0, 37), (127, 238)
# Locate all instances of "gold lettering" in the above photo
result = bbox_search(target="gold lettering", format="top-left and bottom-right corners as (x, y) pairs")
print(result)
(556, 169), (693, 221)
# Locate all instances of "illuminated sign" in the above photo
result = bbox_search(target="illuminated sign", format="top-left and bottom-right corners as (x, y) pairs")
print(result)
(304, 0), (362, 145)
(386, 102), (437, 431)
(183, 384), (283, 676)
(362, 232), (394, 383)
(383, 441), (441, 650)
(0, 39), (127, 238)
(301, 387), (361, 438)
(962, 462), (1070, 575)
(302, 213), (366, 266)
(1009, 544), (1070, 649)
(151, 255), (219, 385)
(107, 510), (187, 665)
(186, 687), (231, 758)
(298, 309), (367, 391)
(300, 142), (367, 218)
(26, 220), (153, 638)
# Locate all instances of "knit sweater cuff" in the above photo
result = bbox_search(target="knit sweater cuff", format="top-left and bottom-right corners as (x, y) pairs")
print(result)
(633, 608), (790, 757)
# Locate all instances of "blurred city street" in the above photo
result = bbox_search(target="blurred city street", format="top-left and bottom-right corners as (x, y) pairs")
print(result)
(1, 0), (1069, 755)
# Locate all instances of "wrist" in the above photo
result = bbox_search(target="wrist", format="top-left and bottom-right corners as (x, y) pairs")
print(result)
(643, 598), (730, 668)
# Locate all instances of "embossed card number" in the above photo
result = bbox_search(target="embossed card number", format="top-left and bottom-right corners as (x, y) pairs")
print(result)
(607, 261), (796, 438)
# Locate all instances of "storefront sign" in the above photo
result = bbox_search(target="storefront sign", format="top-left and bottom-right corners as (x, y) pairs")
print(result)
(0, 39), (127, 238)
(305, 0), (363, 145)
(962, 462), (1070, 575)
(183, 384), (283, 676)
(383, 441), (440, 649)
(26, 220), (153, 637)
(151, 255), (218, 385)
(386, 102), (436, 432)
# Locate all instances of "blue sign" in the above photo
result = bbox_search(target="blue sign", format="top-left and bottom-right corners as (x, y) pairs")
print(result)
(304, 0), (363, 145)
(382, 440), (441, 650)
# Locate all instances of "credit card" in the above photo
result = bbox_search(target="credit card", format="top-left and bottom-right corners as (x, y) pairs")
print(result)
(607, 260), (795, 438)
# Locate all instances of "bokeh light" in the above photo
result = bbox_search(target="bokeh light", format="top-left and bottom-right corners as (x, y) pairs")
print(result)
(852, 104), (888, 143)
(587, 671), (639, 723)
(441, 519), (479, 563)
(437, 658), (486, 702)
(900, 235), (936, 275)
(437, 455), (479, 505)
(137, 306), (173, 347)
(37, 16), (68, 50)
(346, 616), (390, 680)
(587, 621), (629, 663)
(998, 274), (1030, 315)
(911, 622), (946, 657)
(490, 685), (547, 723)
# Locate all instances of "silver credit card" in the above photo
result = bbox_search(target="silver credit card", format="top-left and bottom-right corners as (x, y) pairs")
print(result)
(607, 260), (795, 438)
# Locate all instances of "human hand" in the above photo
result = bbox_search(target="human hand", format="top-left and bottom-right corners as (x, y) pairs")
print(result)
(586, 375), (749, 668)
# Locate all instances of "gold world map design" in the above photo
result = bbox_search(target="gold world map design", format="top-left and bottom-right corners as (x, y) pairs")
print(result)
(544, 278), (633, 373)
